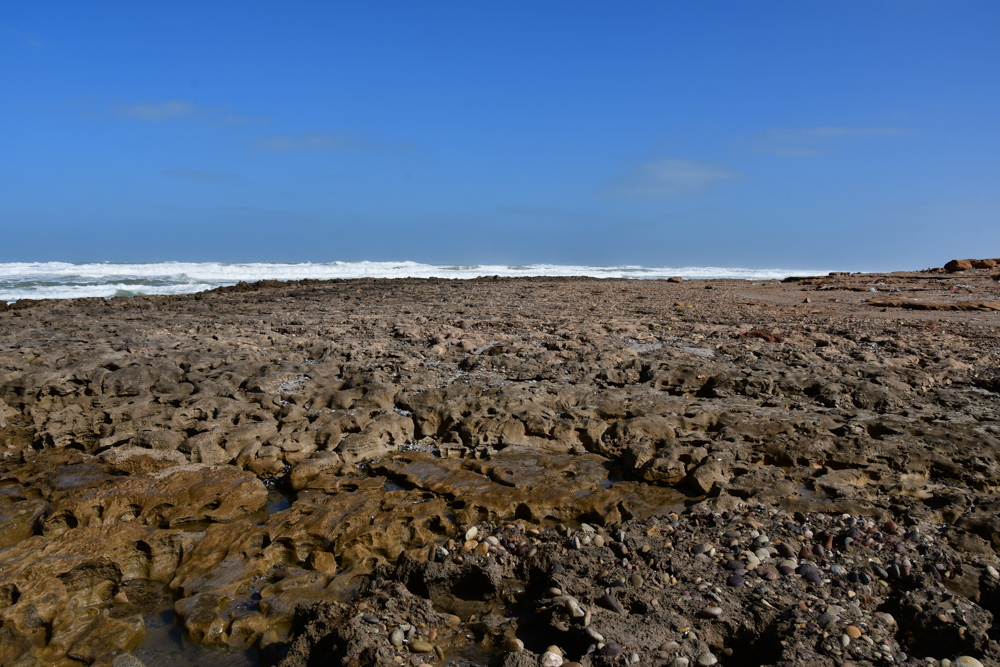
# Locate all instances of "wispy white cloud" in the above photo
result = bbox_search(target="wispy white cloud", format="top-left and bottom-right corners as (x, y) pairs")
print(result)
(162, 168), (235, 183)
(601, 159), (742, 198)
(254, 132), (370, 152)
(741, 126), (906, 156)
(117, 100), (197, 121)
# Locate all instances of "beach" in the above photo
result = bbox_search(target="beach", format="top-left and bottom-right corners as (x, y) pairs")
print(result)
(1, 265), (999, 667)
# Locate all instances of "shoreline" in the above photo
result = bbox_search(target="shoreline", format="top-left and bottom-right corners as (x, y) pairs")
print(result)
(0, 266), (999, 666)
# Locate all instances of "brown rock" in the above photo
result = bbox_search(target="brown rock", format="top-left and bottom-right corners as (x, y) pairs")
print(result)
(945, 259), (974, 272)
(687, 460), (730, 495)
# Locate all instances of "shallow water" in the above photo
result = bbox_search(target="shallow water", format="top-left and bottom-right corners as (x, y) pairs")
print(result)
(128, 489), (298, 666)
(134, 610), (260, 667)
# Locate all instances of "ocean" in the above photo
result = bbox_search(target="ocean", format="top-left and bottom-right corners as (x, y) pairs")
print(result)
(0, 261), (835, 302)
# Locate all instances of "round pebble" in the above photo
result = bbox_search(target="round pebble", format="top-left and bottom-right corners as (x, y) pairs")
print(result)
(845, 625), (862, 639)
(954, 658), (984, 667)
(670, 659), (690, 667)
(541, 651), (563, 667)
(726, 575), (745, 587)
(692, 542), (713, 555)
(409, 640), (434, 653)
(696, 652), (718, 666)
(599, 643), (622, 657)
(699, 606), (723, 618)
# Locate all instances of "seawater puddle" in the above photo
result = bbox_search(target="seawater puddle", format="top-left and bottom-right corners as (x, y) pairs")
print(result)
(266, 489), (292, 514)
(130, 489), (296, 666)
(134, 610), (260, 667)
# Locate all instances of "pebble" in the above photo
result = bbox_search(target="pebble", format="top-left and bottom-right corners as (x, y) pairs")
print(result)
(597, 594), (625, 614)
(565, 597), (586, 618)
(409, 640), (434, 653)
(670, 659), (689, 667)
(845, 625), (862, 639)
(954, 659), (984, 667)
(506, 637), (524, 652)
(599, 643), (622, 657)
(987, 565), (999, 581)
(390, 628), (404, 648)
(465, 526), (478, 541)
(726, 575), (745, 587)
(692, 542), (713, 555)
(699, 606), (723, 618)
(630, 573), (644, 588)
(594, 535), (605, 547)
(629, 652), (639, 664)
(541, 651), (563, 667)
(696, 652), (718, 666)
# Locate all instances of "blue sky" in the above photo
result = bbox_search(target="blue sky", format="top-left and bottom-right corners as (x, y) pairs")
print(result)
(2, 2), (998, 269)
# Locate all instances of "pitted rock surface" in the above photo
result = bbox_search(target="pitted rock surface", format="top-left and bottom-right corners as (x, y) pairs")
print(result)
(0, 268), (999, 665)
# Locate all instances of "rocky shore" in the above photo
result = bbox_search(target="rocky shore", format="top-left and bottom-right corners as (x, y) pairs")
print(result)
(1, 264), (999, 666)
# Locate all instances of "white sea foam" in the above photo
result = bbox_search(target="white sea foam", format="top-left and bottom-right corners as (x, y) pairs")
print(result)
(0, 261), (837, 302)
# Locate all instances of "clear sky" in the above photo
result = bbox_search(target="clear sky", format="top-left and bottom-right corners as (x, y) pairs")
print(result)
(2, 2), (998, 269)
